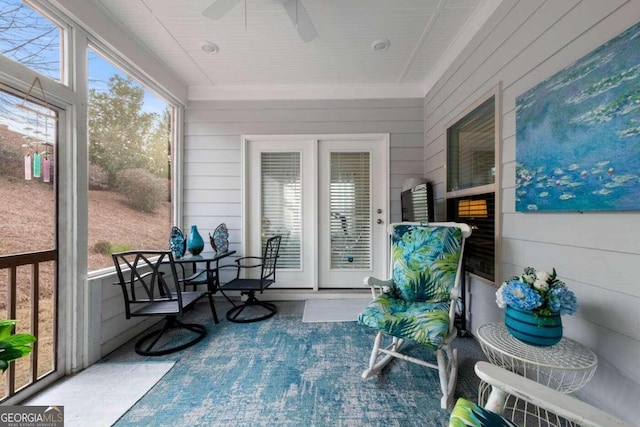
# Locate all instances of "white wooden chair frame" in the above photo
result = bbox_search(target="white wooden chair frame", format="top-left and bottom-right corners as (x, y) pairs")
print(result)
(475, 361), (632, 427)
(362, 222), (471, 409)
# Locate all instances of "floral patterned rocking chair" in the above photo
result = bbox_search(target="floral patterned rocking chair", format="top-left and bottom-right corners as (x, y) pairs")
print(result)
(358, 222), (471, 409)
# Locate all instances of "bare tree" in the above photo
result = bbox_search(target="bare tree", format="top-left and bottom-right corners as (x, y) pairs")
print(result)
(0, 0), (59, 77)
(0, 0), (60, 126)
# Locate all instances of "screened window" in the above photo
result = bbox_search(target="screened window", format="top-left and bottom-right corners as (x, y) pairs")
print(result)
(87, 48), (174, 272)
(261, 152), (301, 269)
(330, 152), (371, 269)
(446, 95), (497, 282)
(0, 0), (63, 82)
(448, 193), (495, 281)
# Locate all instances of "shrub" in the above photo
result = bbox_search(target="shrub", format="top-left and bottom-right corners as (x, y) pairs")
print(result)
(0, 142), (24, 178)
(89, 163), (109, 190)
(115, 168), (166, 212)
(110, 243), (131, 253)
(93, 240), (111, 255)
(93, 240), (131, 255)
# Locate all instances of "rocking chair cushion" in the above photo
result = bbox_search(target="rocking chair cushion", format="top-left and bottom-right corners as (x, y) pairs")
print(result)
(449, 398), (517, 427)
(391, 224), (463, 303)
(358, 293), (451, 350)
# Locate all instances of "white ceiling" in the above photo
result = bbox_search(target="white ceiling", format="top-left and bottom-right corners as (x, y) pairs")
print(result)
(91, 0), (495, 99)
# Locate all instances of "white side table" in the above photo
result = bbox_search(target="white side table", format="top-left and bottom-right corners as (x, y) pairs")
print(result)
(476, 323), (598, 425)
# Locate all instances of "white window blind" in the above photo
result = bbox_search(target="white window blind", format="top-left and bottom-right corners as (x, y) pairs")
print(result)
(261, 152), (301, 269)
(329, 152), (371, 269)
(447, 97), (495, 192)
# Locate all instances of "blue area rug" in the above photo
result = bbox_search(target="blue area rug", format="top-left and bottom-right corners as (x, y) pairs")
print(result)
(110, 301), (480, 426)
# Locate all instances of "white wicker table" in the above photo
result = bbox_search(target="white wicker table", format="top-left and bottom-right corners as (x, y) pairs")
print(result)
(476, 323), (598, 425)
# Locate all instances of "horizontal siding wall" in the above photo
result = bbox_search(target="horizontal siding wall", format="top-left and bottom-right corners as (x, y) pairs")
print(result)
(87, 274), (165, 363)
(184, 98), (425, 270)
(423, 0), (640, 422)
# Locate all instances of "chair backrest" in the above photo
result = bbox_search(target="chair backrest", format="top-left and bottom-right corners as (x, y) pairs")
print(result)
(260, 235), (282, 282)
(112, 250), (183, 318)
(389, 222), (470, 303)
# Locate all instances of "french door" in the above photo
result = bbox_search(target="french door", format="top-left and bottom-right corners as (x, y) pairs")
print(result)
(244, 134), (389, 289)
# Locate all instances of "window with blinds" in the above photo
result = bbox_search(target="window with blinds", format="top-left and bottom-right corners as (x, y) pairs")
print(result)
(447, 97), (495, 192)
(261, 152), (301, 269)
(446, 94), (497, 283)
(330, 152), (371, 269)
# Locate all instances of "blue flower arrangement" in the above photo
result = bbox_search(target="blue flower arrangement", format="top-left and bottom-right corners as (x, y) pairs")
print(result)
(496, 267), (577, 316)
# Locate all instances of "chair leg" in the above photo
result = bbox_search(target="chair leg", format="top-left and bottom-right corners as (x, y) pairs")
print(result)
(225, 291), (277, 323)
(362, 333), (403, 379)
(207, 292), (219, 324)
(436, 342), (458, 409)
(134, 317), (207, 356)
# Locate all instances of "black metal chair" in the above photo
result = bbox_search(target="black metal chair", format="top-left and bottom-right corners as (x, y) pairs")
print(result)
(112, 250), (217, 356)
(219, 235), (282, 323)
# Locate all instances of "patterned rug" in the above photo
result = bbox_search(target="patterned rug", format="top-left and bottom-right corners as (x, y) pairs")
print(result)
(107, 301), (483, 427)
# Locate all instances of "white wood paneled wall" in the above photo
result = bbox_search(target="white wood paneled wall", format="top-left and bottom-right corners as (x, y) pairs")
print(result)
(183, 98), (425, 261)
(423, 0), (640, 422)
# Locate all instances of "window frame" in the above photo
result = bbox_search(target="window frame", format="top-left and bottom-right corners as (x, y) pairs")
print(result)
(84, 41), (183, 277)
(444, 84), (501, 286)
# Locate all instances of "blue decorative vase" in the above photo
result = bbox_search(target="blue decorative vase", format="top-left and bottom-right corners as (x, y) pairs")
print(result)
(186, 225), (204, 256)
(169, 226), (186, 258)
(505, 306), (562, 346)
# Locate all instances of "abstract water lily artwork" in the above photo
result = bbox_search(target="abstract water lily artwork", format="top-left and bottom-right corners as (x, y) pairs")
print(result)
(515, 21), (640, 212)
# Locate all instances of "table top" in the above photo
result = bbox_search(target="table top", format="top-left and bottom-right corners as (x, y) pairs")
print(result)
(477, 322), (598, 371)
(173, 250), (236, 264)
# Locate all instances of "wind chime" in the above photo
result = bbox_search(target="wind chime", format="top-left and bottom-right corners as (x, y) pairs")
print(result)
(18, 77), (56, 183)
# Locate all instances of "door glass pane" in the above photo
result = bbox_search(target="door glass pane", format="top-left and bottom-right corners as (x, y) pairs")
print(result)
(330, 152), (371, 269)
(261, 152), (301, 269)
(0, 88), (57, 396)
(0, 0), (63, 82)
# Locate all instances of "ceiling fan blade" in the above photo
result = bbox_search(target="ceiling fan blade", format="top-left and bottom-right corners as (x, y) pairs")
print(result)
(282, 0), (318, 43)
(202, 0), (243, 20)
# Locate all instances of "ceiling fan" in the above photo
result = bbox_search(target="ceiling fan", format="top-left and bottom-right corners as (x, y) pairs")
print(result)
(202, 0), (318, 43)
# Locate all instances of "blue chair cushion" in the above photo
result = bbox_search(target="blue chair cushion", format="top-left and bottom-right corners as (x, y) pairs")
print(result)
(390, 224), (463, 303)
(449, 398), (517, 427)
(358, 292), (451, 350)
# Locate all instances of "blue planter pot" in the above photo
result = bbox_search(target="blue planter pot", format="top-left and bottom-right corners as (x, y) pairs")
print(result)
(505, 306), (562, 346)
(186, 225), (204, 256)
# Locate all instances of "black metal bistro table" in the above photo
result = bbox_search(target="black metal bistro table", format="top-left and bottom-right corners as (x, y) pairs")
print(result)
(174, 250), (237, 293)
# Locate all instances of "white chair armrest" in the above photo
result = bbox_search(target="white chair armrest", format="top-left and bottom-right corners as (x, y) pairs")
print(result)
(474, 362), (633, 427)
(363, 276), (392, 287)
(363, 276), (392, 299)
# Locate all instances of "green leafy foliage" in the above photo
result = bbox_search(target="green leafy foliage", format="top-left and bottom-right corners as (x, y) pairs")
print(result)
(0, 320), (36, 373)
(93, 240), (131, 255)
(88, 75), (171, 187)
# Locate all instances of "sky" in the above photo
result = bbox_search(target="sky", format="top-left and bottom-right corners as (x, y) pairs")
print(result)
(0, 0), (169, 138)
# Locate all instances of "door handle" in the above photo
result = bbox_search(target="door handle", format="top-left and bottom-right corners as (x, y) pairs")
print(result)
(377, 219), (383, 224)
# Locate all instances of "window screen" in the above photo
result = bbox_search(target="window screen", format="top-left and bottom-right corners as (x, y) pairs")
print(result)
(447, 193), (495, 281)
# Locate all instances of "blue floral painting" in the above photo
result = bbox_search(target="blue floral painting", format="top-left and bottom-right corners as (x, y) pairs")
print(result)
(515, 21), (640, 212)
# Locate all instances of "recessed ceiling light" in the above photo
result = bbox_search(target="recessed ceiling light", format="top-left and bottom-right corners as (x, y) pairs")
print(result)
(371, 39), (390, 52)
(201, 41), (219, 53)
